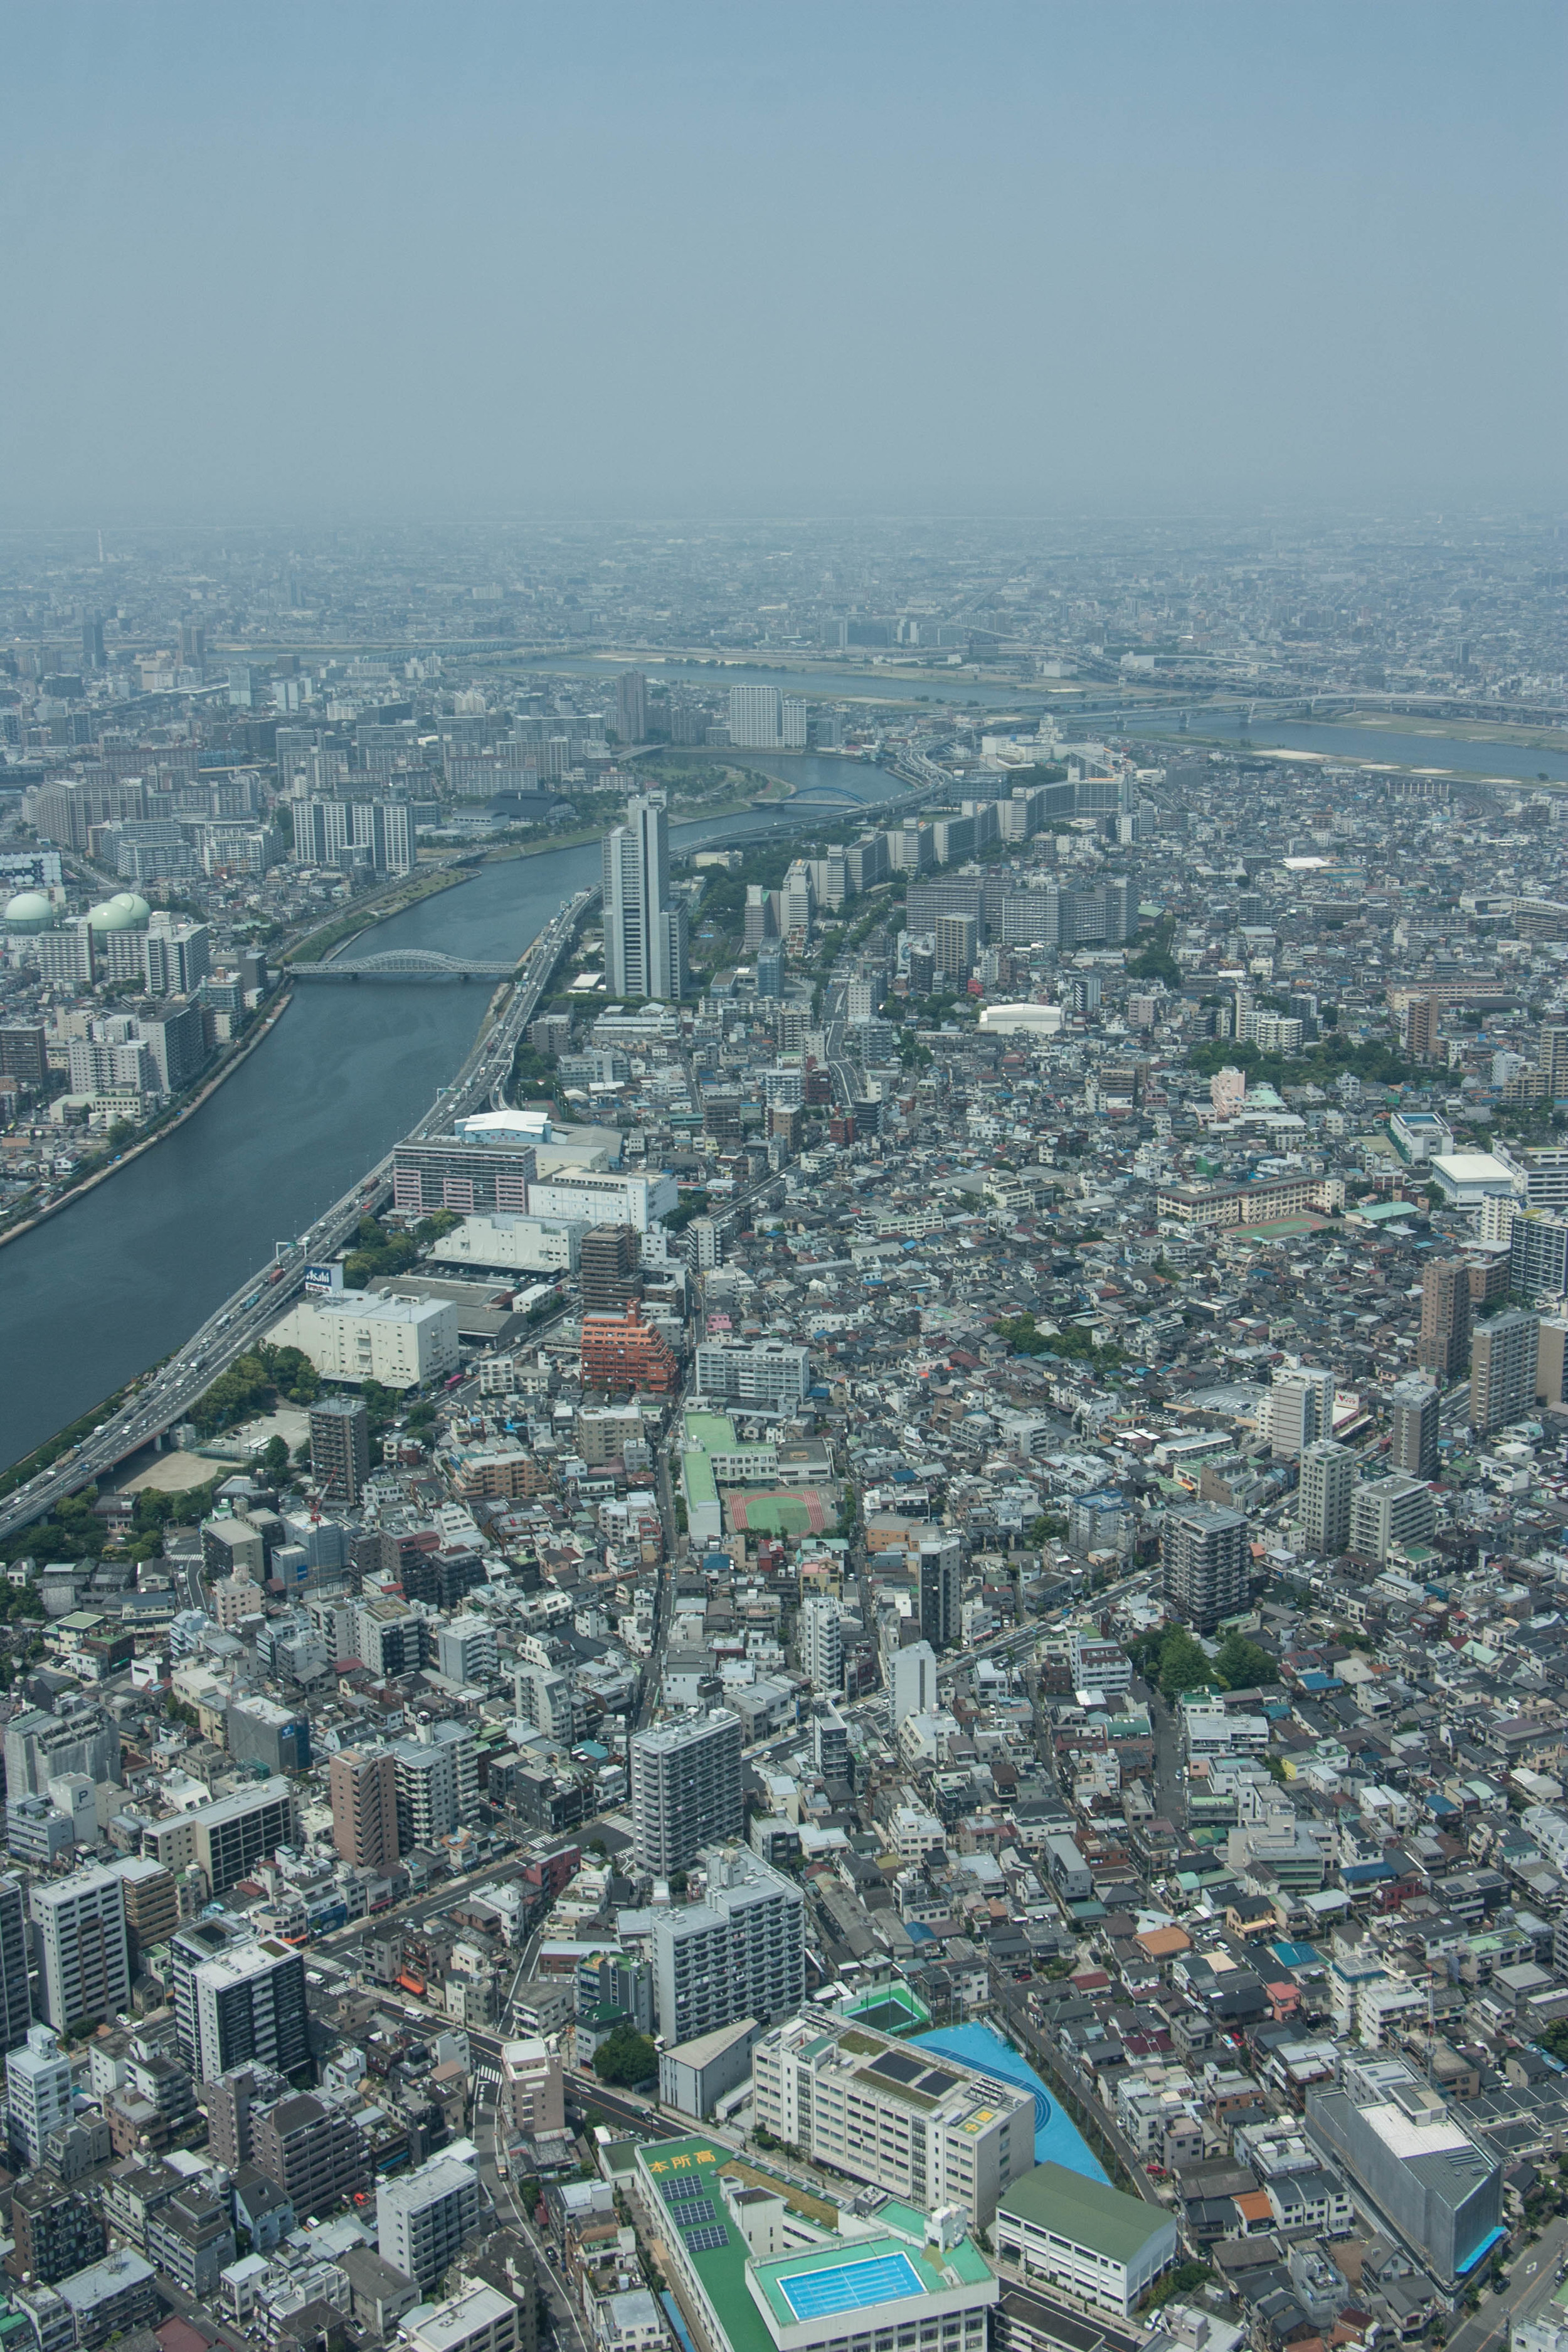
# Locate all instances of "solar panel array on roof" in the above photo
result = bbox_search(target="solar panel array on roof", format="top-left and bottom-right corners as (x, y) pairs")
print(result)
(682, 2224), (731, 2253)
(918, 2067), (959, 2094)
(870, 2050), (924, 2084)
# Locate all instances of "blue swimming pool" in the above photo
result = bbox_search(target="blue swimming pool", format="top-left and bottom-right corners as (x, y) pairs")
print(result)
(910, 2022), (1109, 2185)
(779, 2252), (925, 2319)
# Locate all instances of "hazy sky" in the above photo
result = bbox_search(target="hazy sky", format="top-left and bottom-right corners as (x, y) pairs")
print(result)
(3, 2), (1563, 522)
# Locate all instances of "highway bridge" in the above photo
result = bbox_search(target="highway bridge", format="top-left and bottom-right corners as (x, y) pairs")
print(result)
(290, 948), (521, 982)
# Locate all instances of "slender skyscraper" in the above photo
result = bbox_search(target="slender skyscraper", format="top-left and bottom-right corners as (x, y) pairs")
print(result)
(601, 790), (686, 1002)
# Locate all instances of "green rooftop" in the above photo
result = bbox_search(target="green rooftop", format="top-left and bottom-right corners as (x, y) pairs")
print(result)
(686, 1411), (739, 1449)
(997, 2161), (1172, 2262)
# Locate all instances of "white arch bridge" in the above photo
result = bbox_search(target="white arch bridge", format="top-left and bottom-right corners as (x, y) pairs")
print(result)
(290, 948), (521, 982)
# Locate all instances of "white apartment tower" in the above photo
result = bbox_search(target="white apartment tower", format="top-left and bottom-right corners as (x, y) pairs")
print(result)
(650, 1845), (805, 2043)
(6, 2025), (73, 2167)
(1298, 1441), (1355, 1558)
(629, 1708), (743, 1875)
(728, 684), (782, 750)
(602, 791), (686, 1003)
(800, 1596), (844, 1696)
(31, 1864), (130, 2033)
(377, 2153), (484, 2293)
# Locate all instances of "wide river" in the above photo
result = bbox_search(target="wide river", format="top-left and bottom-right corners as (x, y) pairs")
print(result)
(0, 771), (908, 1475)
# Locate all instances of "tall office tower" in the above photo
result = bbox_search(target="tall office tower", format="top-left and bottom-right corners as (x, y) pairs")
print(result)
(616, 670), (648, 746)
(1389, 1379), (1441, 1480)
(1161, 1503), (1249, 1633)
(179, 622), (206, 667)
(799, 1596), (843, 1695)
(918, 1534), (963, 1651)
(1470, 1309), (1540, 1438)
(1267, 1365), (1335, 1459)
(728, 684), (783, 750)
(81, 615), (105, 672)
(1419, 1259), (1472, 1380)
(329, 1749), (400, 1871)
(31, 1865), (130, 2033)
(0, 1877), (33, 2054)
(755, 941), (784, 1000)
(579, 1224), (641, 1315)
(933, 913), (978, 983)
(1298, 1442), (1355, 1558)
(650, 1846), (805, 2044)
(601, 790), (684, 1002)
(390, 1723), (479, 1848)
(309, 1396), (371, 1504)
(888, 1640), (938, 1727)
(190, 1937), (308, 2083)
(629, 1708), (743, 1875)
(6, 2026), (73, 2167)
(377, 2153), (483, 2293)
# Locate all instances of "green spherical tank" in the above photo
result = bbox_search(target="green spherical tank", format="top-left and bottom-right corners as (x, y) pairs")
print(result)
(86, 891), (152, 931)
(3, 890), (56, 934)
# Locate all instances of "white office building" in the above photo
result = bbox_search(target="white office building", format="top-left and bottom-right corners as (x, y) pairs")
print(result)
(378, 2153), (484, 2293)
(630, 1709), (743, 1874)
(526, 1170), (678, 1232)
(692, 1339), (810, 1414)
(431, 1213), (587, 1273)
(753, 2004), (1035, 2228)
(267, 1291), (460, 1391)
(31, 1864), (130, 2033)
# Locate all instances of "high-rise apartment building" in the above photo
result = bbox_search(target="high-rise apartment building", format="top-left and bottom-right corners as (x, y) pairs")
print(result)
(377, 2153), (484, 2293)
(580, 1224), (641, 1315)
(615, 671), (648, 746)
(329, 1748), (400, 1872)
(728, 684), (782, 750)
(1160, 1504), (1249, 1633)
(1298, 1442), (1355, 1558)
(0, 1875), (34, 2053)
(1419, 1259), (1472, 1381)
(31, 1865), (130, 2033)
(650, 1845), (805, 2043)
(1388, 1379), (1440, 1481)
(888, 1640), (938, 1727)
(692, 1338), (810, 1412)
(630, 1710), (743, 1875)
(309, 1396), (371, 1505)
(204, 2062), (286, 2169)
(919, 1534), (963, 1651)
(1348, 1475), (1438, 1564)
(252, 2091), (370, 2213)
(799, 1596), (843, 1695)
(1267, 1365), (1335, 1459)
(390, 1724), (479, 1848)
(580, 1301), (679, 1394)
(1470, 1309), (1540, 1437)
(189, 1937), (309, 2084)
(171, 1915), (254, 2076)
(6, 2026), (73, 2167)
(602, 791), (685, 1002)
(112, 1858), (179, 1974)
(933, 913), (978, 983)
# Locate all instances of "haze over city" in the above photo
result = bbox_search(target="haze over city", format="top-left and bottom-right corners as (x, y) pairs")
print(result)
(3, 1), (1564, 522)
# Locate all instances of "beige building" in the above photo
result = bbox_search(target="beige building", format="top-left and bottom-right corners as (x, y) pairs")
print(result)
(501, 2037), (565, 2140)
(267, 1291), (459, 1391)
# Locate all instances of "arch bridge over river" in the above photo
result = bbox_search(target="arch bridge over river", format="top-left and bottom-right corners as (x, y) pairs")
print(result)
(290, 948), (522, 981)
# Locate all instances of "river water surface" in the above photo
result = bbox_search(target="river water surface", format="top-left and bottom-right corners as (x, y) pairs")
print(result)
(0, 778), (905, 1473)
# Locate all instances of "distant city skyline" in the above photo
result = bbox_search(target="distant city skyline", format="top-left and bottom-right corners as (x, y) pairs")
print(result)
(2, 2), (1562, 522)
